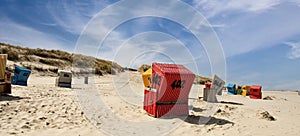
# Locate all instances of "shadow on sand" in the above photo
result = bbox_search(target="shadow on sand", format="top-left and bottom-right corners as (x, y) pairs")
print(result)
(220, 101), (243, 105)
(184, 115), (234, 125)
(192, 107), (206, 112)
(160, 115), (234, 126)
(0, 94), (28, 101)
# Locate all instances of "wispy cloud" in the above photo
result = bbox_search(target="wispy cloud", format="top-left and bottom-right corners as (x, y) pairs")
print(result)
(46, 0), (110, 35)
(0, 18), (67, 50)
(191, 1), (300, 58)
(75, 0), (225, 76)
(0, 1), (112, 52)
(192, 0), (296, 17)
(100, 31), (202, 69)
(286, 41), (300, 59)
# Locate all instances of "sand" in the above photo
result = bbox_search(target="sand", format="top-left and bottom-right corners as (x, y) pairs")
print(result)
(0, 71), (299, 136)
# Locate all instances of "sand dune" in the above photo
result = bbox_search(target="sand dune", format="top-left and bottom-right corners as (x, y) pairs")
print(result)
(0, 72), (299, 136)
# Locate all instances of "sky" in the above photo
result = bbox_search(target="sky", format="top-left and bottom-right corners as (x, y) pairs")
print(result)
(0, 0), (300, 90)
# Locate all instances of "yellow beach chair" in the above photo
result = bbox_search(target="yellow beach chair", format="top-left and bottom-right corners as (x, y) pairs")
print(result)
(142, 68), (152, 88)
(242, 85), (251, 96)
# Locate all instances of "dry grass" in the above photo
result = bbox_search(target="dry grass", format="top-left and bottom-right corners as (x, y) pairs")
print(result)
(1, 42), (210, 82)
(0, 42), (123, 75)
(194, 75), (212, 84)
(137, 64), (151, 73)
(0, 47), (19, 61)
(39, 59), (62, 67)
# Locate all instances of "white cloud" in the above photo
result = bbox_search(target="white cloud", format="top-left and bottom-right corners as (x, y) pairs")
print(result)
(46, 0), (109, 35)
(191, 0), (300, 90)
(0, 18), (72, 52)
(192, 0), (291, 17)
(192, 0), (300, 58)
(103, 31), (200, 69)
(74, 0), (225, 77)
(0, 1), (111, 53)
(290, 0), (300, 6)
(286, 42), (300, 59)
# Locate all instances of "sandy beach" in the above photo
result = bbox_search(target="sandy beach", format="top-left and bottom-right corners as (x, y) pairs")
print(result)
(1, 0), (300, 135)
(0, 71), (299, 136)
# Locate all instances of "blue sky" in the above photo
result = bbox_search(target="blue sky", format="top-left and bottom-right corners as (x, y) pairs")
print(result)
(0, 0), (300, 90)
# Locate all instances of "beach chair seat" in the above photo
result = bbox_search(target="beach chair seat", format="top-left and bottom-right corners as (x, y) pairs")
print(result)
(143, 88), (188, 117)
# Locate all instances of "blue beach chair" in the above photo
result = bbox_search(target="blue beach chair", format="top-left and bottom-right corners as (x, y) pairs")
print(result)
(11, 66), (31, 86)
(227, 83), (237, 95)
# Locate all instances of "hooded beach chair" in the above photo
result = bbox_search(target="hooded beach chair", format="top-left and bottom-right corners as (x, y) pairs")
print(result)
(242, 85), (251, 96)
(0, 54), (11, 94)
(144, 63), (195, 117)
(227, 83), (237, 95)
(11, 66), (31, 86)
(250, 85), (262, 99)
(236, 85), (242, 95)
(142, 68), (152, 88)
(56, 70), (72, 88)
(0, 54), (7, 82)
